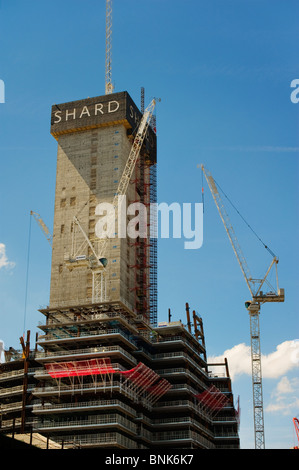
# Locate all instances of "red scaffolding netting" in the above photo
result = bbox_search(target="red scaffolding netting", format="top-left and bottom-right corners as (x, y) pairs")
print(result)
(45, 358), (116, 378)
(195, 385), (230, 417)
(146, 378), (172, 404)
(120, 362), (171, 405)
(44, 359), (171, 406)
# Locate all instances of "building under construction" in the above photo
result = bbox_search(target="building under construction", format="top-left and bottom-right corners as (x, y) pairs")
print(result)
(0, 89), (240, 449)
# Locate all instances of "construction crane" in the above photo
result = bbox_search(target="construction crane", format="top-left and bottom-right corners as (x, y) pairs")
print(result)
(96, 97), (156, 254)
(105, 0), (114, 94)
(67, 98), (156, 302)
(30, 211), (52, 246)
(201, 164), (285, 449)
(293, 417), (299, 449)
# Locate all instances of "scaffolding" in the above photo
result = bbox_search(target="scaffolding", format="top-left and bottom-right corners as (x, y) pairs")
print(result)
(129, 149), (151, 322)
(1, 304), (240, 449)
(120, 362), (171, 408)
(195, 385), (230, 419)
(129, 114), (157, 327)
(149, 153), (157, 326)
(44, 358), (115, 379)
(43, 357), (170, 410)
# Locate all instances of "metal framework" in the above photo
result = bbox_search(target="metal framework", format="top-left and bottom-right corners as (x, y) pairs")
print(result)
(121, 362), (171, 407)
(293, 417), (299, 448)
(45, 358), (115, 378)
(45, 358), (116, 396)
(201, 164), (284, 449)
(19, 330), (31, 433)
(249, 310), (264, 448)
(130, 147), (151, 320)
(44, 359), (171, 409)
(129, 99), (157, 325)
(149, 116), (158, 326)
(105, 0), (113, 94)
(108, 99), (156, 210)
(195, 385), (230, 419)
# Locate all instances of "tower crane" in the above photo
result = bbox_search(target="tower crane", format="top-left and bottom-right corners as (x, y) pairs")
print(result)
(30, 211), (52, 246)
(105, 0), (114, 94)
(96, 98), (156, 258)
(66, 98), (156, 303)
(201, 164), (285, 449)
(293, 417), (299, 449)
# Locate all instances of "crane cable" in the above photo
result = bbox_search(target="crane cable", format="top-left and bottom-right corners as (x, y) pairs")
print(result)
(204, 169), (276, 258)
(201, 168), (204, 212)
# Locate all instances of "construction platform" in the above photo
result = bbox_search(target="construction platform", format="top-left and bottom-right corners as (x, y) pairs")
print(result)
(0, 302), (240, 449)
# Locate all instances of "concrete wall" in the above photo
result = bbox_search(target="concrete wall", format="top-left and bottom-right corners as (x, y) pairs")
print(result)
(49, 123), (137, 310)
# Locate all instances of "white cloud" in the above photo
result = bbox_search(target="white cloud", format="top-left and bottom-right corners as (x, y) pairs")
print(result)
(266, 376), (299, 415)
(208, 343), (251, 380)
(276, 376), (298, 395)
(262, 340), (299, 379)
(0, 243), (15, 270)
(208, 340), (299, 381)
(209, 342), (299, 418)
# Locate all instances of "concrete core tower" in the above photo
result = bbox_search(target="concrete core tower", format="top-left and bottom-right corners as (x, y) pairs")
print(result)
(49, 91), (157, 322)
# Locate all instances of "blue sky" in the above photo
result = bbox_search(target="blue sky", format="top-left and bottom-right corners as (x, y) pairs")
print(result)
(0, 0), (298, 449)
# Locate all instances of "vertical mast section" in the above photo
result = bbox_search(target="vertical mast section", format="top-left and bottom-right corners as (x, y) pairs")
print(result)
(249, 308), (265, 449)
(105, 0), (114, 94)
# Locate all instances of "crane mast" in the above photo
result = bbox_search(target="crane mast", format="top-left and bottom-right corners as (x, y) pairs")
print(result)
(201, 164), (284, 449)
(105, 0), (113, 94)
